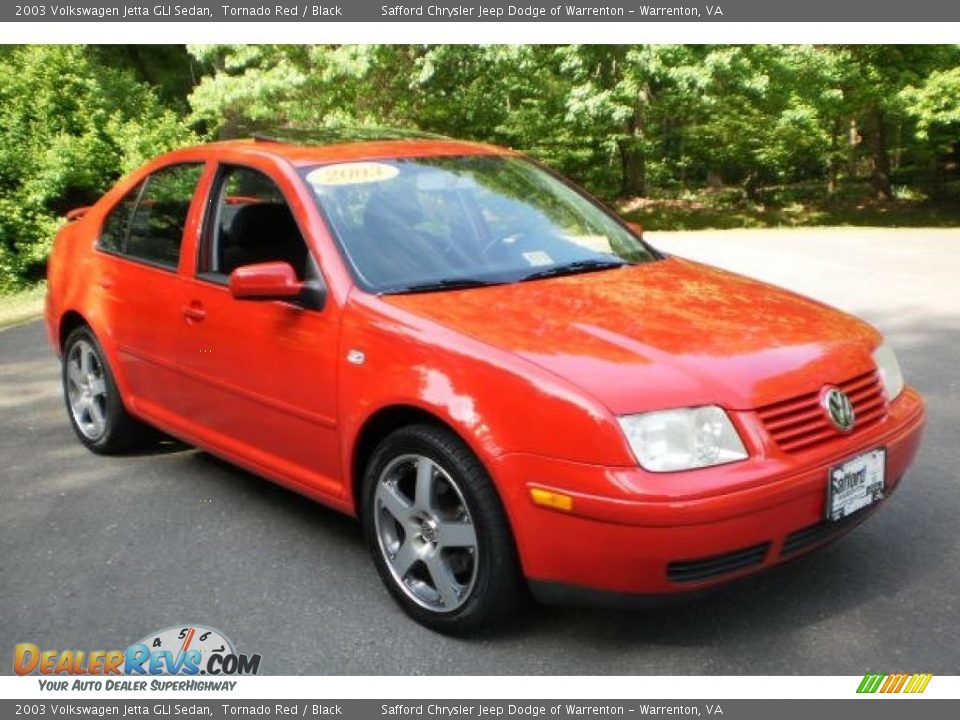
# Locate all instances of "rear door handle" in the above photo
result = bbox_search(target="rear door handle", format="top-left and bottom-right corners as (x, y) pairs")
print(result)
(97, 276), (114, 289)
(181, 303), (207, 322)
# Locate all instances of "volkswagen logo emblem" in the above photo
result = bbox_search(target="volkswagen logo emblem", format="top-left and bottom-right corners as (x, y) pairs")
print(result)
(822, 387), (856, 432)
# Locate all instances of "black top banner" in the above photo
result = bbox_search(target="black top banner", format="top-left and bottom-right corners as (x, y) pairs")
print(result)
(6, 0), (960, 22)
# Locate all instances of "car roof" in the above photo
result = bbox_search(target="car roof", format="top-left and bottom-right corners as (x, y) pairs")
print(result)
(186, 128), (515, 166)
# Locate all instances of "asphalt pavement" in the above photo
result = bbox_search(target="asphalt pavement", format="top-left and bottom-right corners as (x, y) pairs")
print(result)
(1, 228), (958, 674)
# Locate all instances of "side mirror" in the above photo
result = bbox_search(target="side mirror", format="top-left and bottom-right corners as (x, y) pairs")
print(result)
(626, 221), (644, 238)
(229, 261), (303, 301)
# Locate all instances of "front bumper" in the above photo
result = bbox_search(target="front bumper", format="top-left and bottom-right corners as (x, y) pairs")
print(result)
(493, 387), (925, 602)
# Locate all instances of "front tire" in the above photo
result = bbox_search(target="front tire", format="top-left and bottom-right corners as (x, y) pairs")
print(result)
(362, 424), (523, 634)
(62, 326), (147, 454)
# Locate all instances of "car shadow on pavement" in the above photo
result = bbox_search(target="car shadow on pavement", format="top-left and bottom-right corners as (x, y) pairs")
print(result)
(111, 432), (193, 457)
(189, 450), (363, 541)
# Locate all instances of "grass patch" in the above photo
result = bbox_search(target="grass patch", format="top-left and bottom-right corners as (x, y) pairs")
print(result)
(617, 183), (960, 231)
(0, 283), (46, 330)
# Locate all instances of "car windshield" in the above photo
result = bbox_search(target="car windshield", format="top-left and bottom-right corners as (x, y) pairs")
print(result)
(299, 155), (659, 293)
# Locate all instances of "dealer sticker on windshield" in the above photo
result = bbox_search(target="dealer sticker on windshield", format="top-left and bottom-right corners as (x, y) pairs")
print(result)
(826, 447), (886, 521)
(306, 162), (399, 187)
(521, 251), (553, 266)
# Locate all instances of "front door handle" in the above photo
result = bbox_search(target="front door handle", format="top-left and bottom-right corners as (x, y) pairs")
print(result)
(181, 303), (207, 322)
(97, 276), (114, 290)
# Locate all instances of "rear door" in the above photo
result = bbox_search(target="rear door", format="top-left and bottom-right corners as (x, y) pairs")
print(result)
(94, 162), (206, 417)
(177, 162), (342, 500)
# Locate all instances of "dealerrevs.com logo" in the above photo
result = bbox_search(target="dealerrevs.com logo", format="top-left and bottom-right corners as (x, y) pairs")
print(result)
(14, 625), (262, 677)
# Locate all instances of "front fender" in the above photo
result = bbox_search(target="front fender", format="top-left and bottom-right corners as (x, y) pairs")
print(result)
(337, 292), (636, 510)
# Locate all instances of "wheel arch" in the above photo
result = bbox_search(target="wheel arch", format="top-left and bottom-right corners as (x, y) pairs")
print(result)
(351, 404), (460, 514)
(56, 307), (134, 407)
(351, 402), (527, 604)
(58, 309), (89, 353)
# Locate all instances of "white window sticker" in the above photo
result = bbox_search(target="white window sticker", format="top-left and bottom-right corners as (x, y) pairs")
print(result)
(306, 162), (399, 187)
(522, 251), (554, 267)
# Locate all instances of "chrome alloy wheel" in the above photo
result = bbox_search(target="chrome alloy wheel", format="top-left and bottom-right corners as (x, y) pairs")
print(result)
(373, 454), (479, 613)
(66, 339), (108, 441)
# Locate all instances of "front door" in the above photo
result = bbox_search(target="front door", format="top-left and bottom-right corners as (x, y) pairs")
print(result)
(177, 163), (342, 500)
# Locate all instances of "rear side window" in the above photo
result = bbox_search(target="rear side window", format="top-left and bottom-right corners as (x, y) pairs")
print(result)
(126, 164), (205, 268)
(98, 163), (205, 269)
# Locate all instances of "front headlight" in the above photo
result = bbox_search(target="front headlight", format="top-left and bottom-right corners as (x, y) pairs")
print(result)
(873, 341), (905, 400)
(618, 406), (748, 472)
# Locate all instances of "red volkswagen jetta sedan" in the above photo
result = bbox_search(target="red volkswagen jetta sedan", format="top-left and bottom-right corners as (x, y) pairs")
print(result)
(45, 132), (925, 632)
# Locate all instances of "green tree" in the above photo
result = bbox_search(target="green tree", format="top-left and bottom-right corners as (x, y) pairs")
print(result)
(902, 66), (960, 136)
(0, 45), (196, 289)
(901, 61), (960, 193)
(837, 45), (959, 199)
(188, 45), (427, 135)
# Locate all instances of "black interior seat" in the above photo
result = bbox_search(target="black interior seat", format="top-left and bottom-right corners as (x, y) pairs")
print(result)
(220, 203), (308, 278)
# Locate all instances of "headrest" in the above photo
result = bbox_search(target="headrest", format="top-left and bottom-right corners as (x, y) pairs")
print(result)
(230, 203), (299, 248)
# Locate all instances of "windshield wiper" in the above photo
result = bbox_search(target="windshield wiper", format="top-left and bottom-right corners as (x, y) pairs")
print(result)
(388, 260), (627, 294)
(387, 278), (502, 295)
(519, 259), (627, 282)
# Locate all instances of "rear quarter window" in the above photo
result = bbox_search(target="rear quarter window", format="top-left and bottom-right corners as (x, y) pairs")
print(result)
(98, 182), (143, 254)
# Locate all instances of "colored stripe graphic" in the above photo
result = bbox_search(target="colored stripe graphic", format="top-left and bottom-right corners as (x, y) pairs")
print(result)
(857, 673), (933, 694)
(907, 674), (934, 694)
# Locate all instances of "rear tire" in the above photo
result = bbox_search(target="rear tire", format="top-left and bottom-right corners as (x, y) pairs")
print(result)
(62, 326), (148, 454)
(362, 423), (524, 634)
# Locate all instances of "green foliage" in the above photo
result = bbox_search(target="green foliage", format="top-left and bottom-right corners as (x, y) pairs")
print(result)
(2, 43), (958, 290)
(185, 44), (960, 204)
(902, 67), (960, 139)
(0, 45), (196, 290)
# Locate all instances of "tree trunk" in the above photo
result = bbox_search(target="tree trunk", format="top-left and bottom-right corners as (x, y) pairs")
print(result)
(868, 108), (893, 201)
(827, 117), (841, 197)
(743, 171), (762, 202)
(618, 137), (646, 197)
(618, 84), (650, 198)
(827, 160), (838, 197)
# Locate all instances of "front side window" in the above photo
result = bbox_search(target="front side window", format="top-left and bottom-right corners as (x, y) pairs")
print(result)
(202, 166), (311, 280)
(300, 155), (659, 293)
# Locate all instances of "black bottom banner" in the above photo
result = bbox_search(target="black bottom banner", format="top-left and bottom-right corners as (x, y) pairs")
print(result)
(2, 700), (957, 720)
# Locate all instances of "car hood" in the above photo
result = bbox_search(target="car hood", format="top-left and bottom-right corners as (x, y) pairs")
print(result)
(382, 257), (880, 414)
